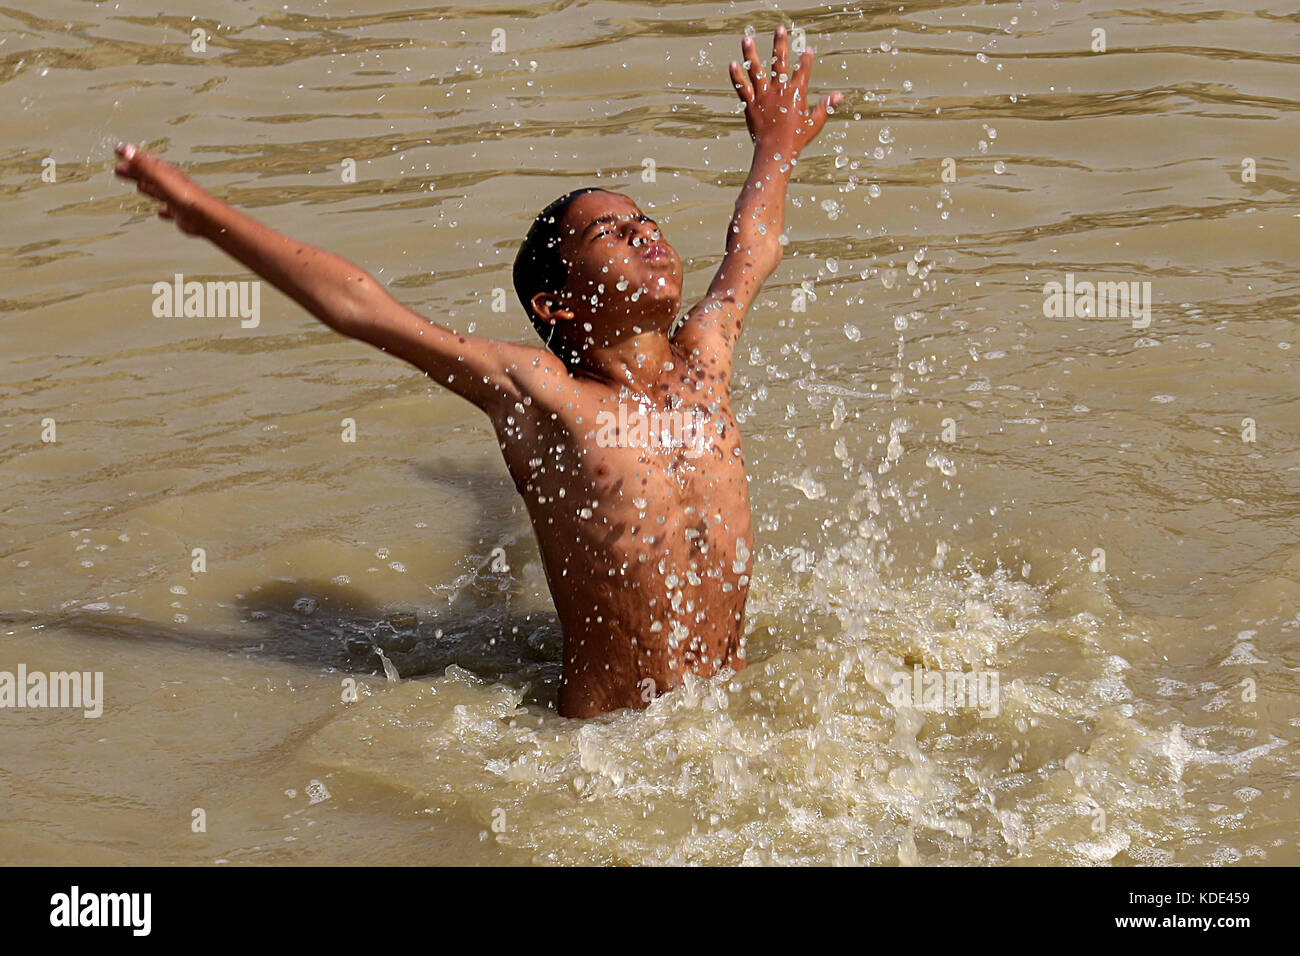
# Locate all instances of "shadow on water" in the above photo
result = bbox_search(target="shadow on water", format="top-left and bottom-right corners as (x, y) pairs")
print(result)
(2, 458), (565, 708)
(246, 577), (563, 708)
(5, 581), (564, 708)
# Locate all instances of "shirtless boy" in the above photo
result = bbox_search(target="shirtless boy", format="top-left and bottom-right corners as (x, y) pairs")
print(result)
(115, 26), (842, 717)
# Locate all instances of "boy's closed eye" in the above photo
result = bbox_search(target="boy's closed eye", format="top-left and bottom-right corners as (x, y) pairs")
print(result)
(590, 215), (658, 242)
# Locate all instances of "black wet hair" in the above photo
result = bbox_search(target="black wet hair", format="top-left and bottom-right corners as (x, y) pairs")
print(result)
(512, 187), (604, 356)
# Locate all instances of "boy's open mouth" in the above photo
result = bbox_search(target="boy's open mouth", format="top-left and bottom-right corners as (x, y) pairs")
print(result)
(641, 242), (672, 264)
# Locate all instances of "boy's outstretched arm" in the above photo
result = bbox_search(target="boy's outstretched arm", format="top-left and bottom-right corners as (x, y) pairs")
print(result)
(114, 144), (555, 416)
(675, 25), (842, 381)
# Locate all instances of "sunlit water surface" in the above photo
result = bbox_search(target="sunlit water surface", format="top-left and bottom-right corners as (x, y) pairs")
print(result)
(1, 0), (1297, 864)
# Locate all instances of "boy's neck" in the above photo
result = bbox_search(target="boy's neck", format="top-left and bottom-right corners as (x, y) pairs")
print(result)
(576, 329), (679, 396)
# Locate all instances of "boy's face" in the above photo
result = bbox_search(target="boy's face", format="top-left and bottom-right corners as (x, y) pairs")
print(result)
(550, 190), (683, 340)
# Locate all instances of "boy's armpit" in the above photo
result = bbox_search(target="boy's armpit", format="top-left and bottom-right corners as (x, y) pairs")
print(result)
(678, 293), (740, 342)
(674, 235), (780, 375)
(674, 292), (747, 375)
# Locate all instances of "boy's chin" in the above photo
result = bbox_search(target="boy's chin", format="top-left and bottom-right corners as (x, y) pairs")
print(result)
(596, 292), (677, 332)
(639, 285), (682, 316)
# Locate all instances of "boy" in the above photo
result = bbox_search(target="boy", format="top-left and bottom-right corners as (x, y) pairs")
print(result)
(115, 26), (842, 717)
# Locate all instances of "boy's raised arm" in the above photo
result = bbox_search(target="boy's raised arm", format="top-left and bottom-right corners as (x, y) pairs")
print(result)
(114, 144), (552, 416)
(676, 26), (842, 378)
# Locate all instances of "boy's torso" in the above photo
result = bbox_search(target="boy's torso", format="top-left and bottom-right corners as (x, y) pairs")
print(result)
(495, 343), (752, 717)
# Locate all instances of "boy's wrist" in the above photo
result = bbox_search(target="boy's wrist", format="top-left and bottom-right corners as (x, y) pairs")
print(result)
(749, 145), (794, 181)
(186, 190), (239, 240)
(187, 192), (222, 232)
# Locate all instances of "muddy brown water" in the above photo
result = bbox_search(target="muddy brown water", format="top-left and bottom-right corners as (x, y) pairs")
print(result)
(1, 0), (1297, 864)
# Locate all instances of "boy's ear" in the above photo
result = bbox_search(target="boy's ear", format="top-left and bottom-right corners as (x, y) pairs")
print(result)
(530, 291), (575, 324)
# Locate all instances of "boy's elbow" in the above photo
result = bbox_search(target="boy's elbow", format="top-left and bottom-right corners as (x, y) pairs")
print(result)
(332, 274), (384, 335)
(732, 235), (781, 275)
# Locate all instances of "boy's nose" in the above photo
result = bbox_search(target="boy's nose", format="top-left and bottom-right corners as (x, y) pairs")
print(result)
(629, 219), (659, 246)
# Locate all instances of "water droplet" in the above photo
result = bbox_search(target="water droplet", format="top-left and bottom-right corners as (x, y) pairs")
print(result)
(925, 452), (957, 476)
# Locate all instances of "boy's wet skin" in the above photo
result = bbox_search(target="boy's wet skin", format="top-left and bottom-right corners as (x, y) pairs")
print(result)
(497, 190), (753, 717)
(114, 25), (841, 717)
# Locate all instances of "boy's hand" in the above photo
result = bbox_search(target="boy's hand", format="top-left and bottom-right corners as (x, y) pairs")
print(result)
(114, 143), (209, 235)
(729, 25), (842, 165)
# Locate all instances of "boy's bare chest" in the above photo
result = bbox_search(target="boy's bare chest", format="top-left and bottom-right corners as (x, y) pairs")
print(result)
(502, 379), (749, 542)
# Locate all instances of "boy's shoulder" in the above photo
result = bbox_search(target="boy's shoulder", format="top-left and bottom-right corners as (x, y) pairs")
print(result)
(494, 343), (604, 422)
(495, 338), (572, 391)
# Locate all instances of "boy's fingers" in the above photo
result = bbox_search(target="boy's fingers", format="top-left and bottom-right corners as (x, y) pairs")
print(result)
(127, 148), (172, 183)
(729, 61), (754, 104)
(795, 48), (814, 97)
(115, 143), (142, 178)
(136, 181), (161, 199)
(806, 92), (842, 139)
(742, 35), (767, 94)
(772, 24), (788, 82)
